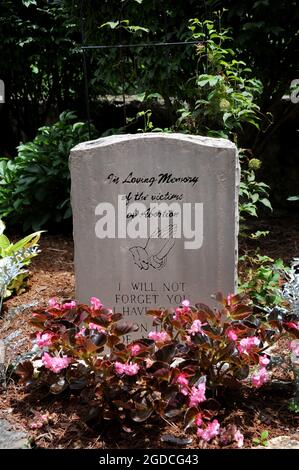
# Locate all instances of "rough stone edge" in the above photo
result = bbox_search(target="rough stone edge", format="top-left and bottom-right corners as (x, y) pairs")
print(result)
(70, 132), (236, 155)
(0, 339), (6, 387)
(234, 146), (240, 292)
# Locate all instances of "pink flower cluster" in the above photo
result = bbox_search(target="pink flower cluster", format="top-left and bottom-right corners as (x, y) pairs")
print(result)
(226, 328), (238, 341)
(173, 299), (191, 321)
(48, 298), (77, 310)
(197, 419), (220, 442)
(48, 298), (60, 308)
(290, 340), (299, 356)
(88, 322), (105, 333)
(48, 297), (103, 311)
(42, 352), (71, 373)
(75, 322), (105, 341)
(62, 301), (77, 310)
(259, 355), (270, 367)
(175, 372), (189, 396)
(233, 429), (244, 448)
(251, 367), (268, 388)
(220, 425), (244, 448)
(195, 415), (244, 446)
(148, 331), (171, 343)
(30, 413), (49, 430)
(188, 319), (206, 336)
(237, 336), (259, 354)
(114, 361), (140, 376)
(36, 332), (55, 348)
(251, 355), (270, 388)
(90, 297), (102, 310)
(129, 344), (142, 357)
(189, 382), (206, 407)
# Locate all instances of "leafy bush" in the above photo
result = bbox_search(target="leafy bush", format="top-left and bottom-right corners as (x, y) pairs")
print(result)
(239, 254), (289, 308)
(174, 20), (272, 233)
(0, 219), (41, 311)
(239, 153), (272, 236)
(0, 112), (96, 231)
(16, 295), (299, 445)
(177, 19), (263, 140)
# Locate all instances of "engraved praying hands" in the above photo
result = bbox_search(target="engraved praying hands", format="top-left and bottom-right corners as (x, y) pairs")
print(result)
(129, 224), (177, 270)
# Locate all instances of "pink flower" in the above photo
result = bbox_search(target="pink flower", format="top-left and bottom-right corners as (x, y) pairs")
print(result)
(189, 382), (206, 407)
(176, 373), (189, 387)
(148, 331), (171, 343)
(174, 308), (184, 321)
(259, 355), (270, 367)
(30, 421), (44, 430)
(220, 425), (244, 448)
(114, 361), (139, 376)
(197, 420), (220, 442)
(227, 294), (233, 307)
(175, 373), (189, 396)
(61, 301), (77, 310)
(42, 352), (71, 373)
(114, 362), (126, 375)
(129, 344), (142, 357)
(195, 413), (203, 427)
(226, 329), (238, 341)
(290, 340), (299, 356)
(48, 298), (59, 308)
(251, 367), (269, 388)
(30, 414), (49, 430)
(234, 429), (244, 448)
(188, 319), (206, 336)
(36, 332), (55, 348)
(237, 336), (260, 354)
(173, 300), (191, 321)
(90, 297), (102, 310)
(88, 322), (105, 333)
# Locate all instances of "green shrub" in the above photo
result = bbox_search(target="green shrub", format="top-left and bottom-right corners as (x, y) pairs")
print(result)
(0, 218), (41, 311)
(176, 19), (263, 140)
(238, 254), (289, 308)
(16, 295), (299, 445)
(0, 112), (96, 231)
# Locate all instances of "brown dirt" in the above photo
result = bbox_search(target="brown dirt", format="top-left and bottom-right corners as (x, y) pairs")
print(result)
(0, 216), (298, 448)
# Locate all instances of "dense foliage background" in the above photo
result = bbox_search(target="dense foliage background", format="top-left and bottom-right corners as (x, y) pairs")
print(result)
(0, 0), (298, 225)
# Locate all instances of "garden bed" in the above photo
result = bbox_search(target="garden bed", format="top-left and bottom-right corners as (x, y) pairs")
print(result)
(0, 215), (298, 449)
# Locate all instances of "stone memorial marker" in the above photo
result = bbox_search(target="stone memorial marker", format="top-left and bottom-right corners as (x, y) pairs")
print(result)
(70, 133), (239, 341)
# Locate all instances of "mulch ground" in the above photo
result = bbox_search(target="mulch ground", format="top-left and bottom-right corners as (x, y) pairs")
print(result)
(0, 214), (298, 448)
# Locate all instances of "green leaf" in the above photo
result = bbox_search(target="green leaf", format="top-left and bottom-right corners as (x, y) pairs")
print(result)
(261, 430), (269, 440)
(0, 234), (10, 250)
(0, 219), (5, 236)
(260, 198), (272, 210)
(22, 0), (37, 7)
(100, 21), (120, 29)
(223, 112), (232, 124)
(131, 406), (153, 422)
(30, 64), (39, 74)
(184, 407), (199, 430)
